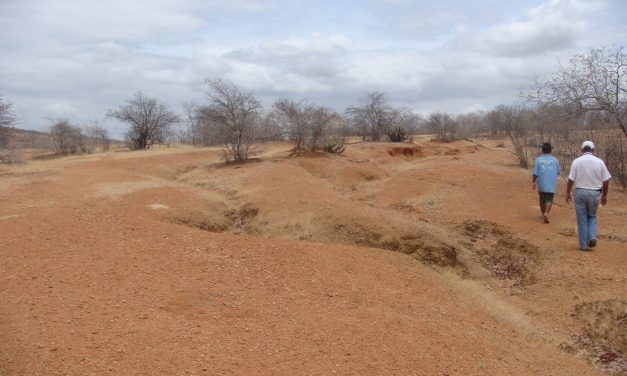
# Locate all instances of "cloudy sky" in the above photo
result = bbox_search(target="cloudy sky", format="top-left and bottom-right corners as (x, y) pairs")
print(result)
(1, 0), (626, 138)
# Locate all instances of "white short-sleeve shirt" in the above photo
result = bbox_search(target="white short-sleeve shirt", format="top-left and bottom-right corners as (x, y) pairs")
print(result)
(568, 153), (612, 190)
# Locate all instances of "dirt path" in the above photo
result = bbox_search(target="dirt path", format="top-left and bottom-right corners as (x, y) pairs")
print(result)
(1, 142), (623, 375)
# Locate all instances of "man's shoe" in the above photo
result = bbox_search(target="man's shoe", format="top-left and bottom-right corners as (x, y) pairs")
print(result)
(588, 239), (597, 248)
(580, 247), (590, 251)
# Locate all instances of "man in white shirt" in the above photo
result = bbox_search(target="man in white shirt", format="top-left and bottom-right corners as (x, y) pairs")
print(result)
(565, 141), (612, 251)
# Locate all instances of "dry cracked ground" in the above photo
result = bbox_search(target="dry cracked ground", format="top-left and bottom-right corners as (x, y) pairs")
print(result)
(1, 137), (625, 375)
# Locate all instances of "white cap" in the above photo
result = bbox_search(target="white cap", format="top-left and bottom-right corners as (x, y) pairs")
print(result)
(581, 140), (595, 150)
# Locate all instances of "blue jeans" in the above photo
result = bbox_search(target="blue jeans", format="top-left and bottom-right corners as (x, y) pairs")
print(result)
(573, 189), (601, 249)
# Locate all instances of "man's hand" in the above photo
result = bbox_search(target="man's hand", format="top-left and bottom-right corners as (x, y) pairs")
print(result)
(566, 179), (574, 204)
(601, 180), (609, 206)
(532, 182), (536, 191)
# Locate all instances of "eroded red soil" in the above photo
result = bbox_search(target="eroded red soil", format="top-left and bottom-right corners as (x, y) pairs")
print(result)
(1, 139), (625, 375)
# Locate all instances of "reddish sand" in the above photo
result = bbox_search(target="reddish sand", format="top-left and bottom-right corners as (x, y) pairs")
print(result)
(1, 139), (624, 375)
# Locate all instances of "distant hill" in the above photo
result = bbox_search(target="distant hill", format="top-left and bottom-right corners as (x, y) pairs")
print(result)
(1, 126), (130, 163)
(2, 126), (124, 151)
(3, 126), (54, 150)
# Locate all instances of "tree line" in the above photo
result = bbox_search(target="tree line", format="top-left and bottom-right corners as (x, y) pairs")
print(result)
(108, 83), (460, 159)
(1, 45), (625, 187)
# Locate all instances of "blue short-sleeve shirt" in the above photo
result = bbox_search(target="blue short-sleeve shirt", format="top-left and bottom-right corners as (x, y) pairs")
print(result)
(533, 154), (561, 193)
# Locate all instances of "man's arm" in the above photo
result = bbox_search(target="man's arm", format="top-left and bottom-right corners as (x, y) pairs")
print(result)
(532, 175), (537, 190)
(601, 180), (609, 206)
(566, 179), (574, 203)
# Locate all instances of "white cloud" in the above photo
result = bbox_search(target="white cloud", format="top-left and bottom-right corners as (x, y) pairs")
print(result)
(199, 33), (354, 94)
(93, 42), (130, 61)
(470, 0), (591, 56)
(5, 0), (204, 43)
(204, 0), (276, 12)
(0, 0), (624, 135)
(261, 33), (352, 58)
(380, 0), (413, 4)
(44, 101), (79, 117)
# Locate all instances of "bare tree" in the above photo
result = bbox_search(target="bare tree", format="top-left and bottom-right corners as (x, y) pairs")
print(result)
(257, 111), (284, 143)
(384, 107), (423, 142)
(520, 46), (626, 186)
(107, 91), (179, 150)
(334, 114), (353, 138)
(527, 45), (627, 137)
(485, 110), (507, 136)
(204, 79), (260, 162)
(521, 102), (627, 187)
(307, 105), (337, 151)
(322, 113), (348, 154)
(346, 91), (394, 141)
(273, 99), (341, 152)
(0, 96), (16, 148)
(387, 126), (407, 142)
(181, 100), (201, 146)
(84, 122), (110, 152)
(456, 111), (487, 138)
(488, 105), (535, 168)
(50, 119), (85, 155)
(391, 108), (423, 137)
(425, 111), (458, 141)
(183, 104), (218, 147)
(273, 98), (308, 150)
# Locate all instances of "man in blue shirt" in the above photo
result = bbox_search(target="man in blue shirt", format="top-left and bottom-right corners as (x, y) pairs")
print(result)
(532, 142), (561, 223)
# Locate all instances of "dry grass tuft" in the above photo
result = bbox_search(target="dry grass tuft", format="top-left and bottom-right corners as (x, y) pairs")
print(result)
(173, 216), (229, 233)
(561, 299), (627, 375)
(212, 158), (263, 169)
(387, 146), (424, 158)
(225, 205), (259, 233)
(172, 204), (260, 235)
(333, 222), (465, 271)
(574, 299), (627, 354)
(459, 220), (540, 287)
(561, 334), (627, 375)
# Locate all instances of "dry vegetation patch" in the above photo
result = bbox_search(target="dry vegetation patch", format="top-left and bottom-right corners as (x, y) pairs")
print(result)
(575, 300), (627, 355)
(172, 212), (230, 233)
(157, 142), (548, 291)
(332, 221), (464, 271)
(387, 146), (424, 158)
(459, 220), (541, 288)
(171, 203), (260, 235)
(561, 299), (627, 375)
(165, 151), (468, 274)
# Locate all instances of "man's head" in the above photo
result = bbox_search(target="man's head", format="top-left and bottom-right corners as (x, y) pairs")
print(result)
(541, 142), (553, 154)
(582, 140), (595, 152)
